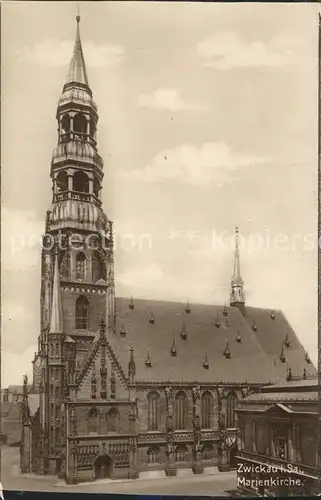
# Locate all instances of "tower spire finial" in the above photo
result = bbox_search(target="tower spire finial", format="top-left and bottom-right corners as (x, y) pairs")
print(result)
(64, 8), (89, 89)
(229, 226), (245, 314)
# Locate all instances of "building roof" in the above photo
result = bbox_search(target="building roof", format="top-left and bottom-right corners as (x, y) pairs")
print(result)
(104, 297), (315, 385)
(238, 391), (318, 403)
(261, 378), (318, 392)
(65, 16), (89, 88)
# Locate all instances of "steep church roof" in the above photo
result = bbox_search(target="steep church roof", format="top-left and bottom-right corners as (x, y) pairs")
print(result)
(105, 297), (316, 385)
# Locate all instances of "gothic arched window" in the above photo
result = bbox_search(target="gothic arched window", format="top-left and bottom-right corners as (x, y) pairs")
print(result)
(226, 392), (238, 428)
(73, 171), (89, 193)
(147, 446), (159, 464)
(74, 113), (87, 134)
(202, 442), (214, 460)
(175, 444), (187, 462)
(201, 391), (213, 429)
(99, 413), (108, 434)
(107, 409), (119, 432)
(75, 296), (89, 330)
(175, 391), (187, 430)
(88, 407), (99, 433)
(61, 114), (70, 133)
(76, 252), (86, 280)
(56, 171), (68, 192)
(148, 392), (160, 431)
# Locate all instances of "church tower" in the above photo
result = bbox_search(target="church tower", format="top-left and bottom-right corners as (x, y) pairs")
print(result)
(229, 226), (245, 315)
(36, 16), (115, 474)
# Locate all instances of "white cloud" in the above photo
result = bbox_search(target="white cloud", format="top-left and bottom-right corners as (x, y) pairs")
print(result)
(2, 207), (43, 272)
(198, 33), (304, 70)
(17, 39), (124, 68)
(117, 262), (165, 289)
(138, 88), (199, 111)
(121, 142), (267, 186)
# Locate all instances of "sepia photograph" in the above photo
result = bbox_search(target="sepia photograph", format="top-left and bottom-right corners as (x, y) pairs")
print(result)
(1, 1), (320, 497)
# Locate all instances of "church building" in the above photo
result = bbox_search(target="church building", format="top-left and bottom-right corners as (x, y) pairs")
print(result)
(20, 17), (316, 484)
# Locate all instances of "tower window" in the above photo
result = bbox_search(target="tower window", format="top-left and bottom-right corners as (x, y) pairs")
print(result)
(226, 392), (238, 428)
(76, 252), (86, 280)
(61, 114), (70, 133)
(201, 391), (213, 429)
(175, 391), (187, 430)
(56, 171), (68, 192)
(73, 171), (89, 193)
(74, 113), (87, 134)
(148, 391), (160, 431)
(75, 296), (89, 330)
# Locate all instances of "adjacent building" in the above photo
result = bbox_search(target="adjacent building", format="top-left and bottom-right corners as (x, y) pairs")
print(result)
(236, 379), (320, 496)
(20, 17), (317, 484)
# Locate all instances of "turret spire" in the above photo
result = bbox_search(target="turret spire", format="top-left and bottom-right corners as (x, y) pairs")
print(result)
(65, 15), (89, 88)
(230, 226), (245, 314)
(49, 250), (63, 334)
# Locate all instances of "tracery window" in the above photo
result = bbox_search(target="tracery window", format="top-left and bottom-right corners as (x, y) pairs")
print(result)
(226, 392), (237, 428)
(147, 446), (159, 464)
(76, 252), (86, 280)
(202, 443), (214, 460)
(88, 407), (99, 433)
(75, 295), (89, 329)
(107, 408), (119, 432)
(201, 391), (213, 429)
(175, 444), (187, 462)
(175, 391), (187, 430)
(148, 392), (160, 431)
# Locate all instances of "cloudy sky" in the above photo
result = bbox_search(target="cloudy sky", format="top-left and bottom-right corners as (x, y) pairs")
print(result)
(2, 1), (319, 386)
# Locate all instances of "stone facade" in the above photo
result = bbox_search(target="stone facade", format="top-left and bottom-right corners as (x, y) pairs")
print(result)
(19, 16), (318, 486)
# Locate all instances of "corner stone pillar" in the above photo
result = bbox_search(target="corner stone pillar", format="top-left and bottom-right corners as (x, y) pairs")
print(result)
(165, 387), (177, 477)
(192, 386), (203, 474)
(128, 405), (139, 479)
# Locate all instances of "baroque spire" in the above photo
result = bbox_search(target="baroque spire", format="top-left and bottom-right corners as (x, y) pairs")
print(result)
(65, 14), (89, 89)
(230, 226), (245, 314)
(49, 250), (63, 334)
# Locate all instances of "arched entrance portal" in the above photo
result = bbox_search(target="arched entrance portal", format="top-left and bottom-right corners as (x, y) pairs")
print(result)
(94, 455), (112, 480)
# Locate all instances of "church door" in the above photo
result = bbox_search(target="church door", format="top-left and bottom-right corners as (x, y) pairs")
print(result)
(94, 455), (112, 479)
